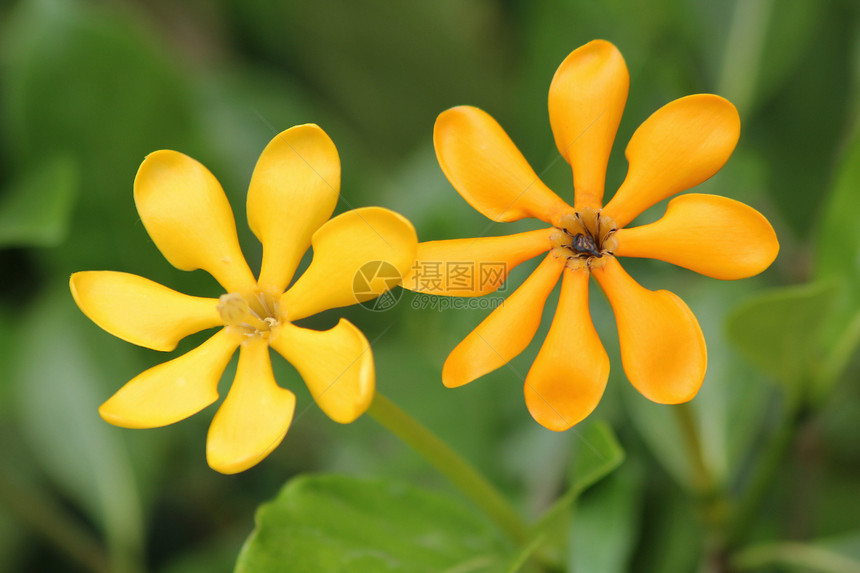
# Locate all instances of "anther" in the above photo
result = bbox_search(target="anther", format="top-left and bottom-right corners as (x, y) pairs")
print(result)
(217, 292), (279, 337)
(555, 208), (619, 271)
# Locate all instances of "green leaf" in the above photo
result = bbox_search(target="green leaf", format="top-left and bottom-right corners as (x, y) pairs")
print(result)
(0, 155), (78, 247)
(816, 124), (860, 285)
(527, 421), (625, 565)
(569, 466), (643, 573)
(822, 530), (860, 563)
(498, 534), (548, 573)
(0, 504), (26, 573)
(725, 281), (837, 397)
(567, 421), (626, 497)
(13, 283), (145, 573)
(733, 535), (860, 573)
(158, 532), (248, 573)
(750, 0), (826, 110)
(622, 387), (692, 487)
(633, 490), (702, 573)
(805, 124), (860, 400)
(1, 0), (195, 279)
(235, 474), (511, 573)
(225, 0), (510, 159)
(2, 0), (192, 166)
(752, 2), (854, 237)
(718, 0), (826, 116)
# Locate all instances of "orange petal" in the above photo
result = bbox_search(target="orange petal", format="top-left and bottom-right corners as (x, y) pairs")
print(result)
(206, 338), (296, 474)
(401, 228), (552, 296)
(548, 40), (629, 210)
(247, 125), (340, 295)
(593, 258), (706, 403)
(281, 207), (417, 320)
(434, 106), (572, 224)
(603, 95), (741, 228)
(99, 329), (241, 428)
(271, 320), (374, 424)
(615, 193), (779, 279)
(525, 268), (609, 431)
(134, 150), (257, 293)
(70, 271), (221, 351)
(442, 254), (564, 388)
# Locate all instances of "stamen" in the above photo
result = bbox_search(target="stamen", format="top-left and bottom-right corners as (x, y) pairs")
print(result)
(552, 208), (619, 271)
(218, 292), (280, 337)
(256, 291), (273, 317)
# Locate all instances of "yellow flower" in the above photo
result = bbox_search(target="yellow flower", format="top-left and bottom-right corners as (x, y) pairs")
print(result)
(70, 125), (417, 473)
(404, 40), (779, 431)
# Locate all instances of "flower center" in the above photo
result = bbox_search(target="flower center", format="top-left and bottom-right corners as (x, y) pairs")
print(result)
(217, 291), (281, 339)
(550, 207), (618, 270)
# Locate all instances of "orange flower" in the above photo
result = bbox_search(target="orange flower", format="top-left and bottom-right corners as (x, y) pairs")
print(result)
(71, 125), (416, 473)
(404, 40), (778, 431)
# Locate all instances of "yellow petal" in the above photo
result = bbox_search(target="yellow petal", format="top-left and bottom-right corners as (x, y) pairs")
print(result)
(615, 193), (779, 279)
(70, 271), (221, 351)
(271, 319), (374, 424)
(593, 258), (706, 404)
(548, 40), (629, 210)
(206, 338), (295, 474)
(524, 268), (609, 431)
(134, 150), (257, 293)
(247, 125), (340, 295)
(442, 254), (564, 388)
(401, 228), (552, 296)
(434, 106), (572, 224)
(281, 207), (417, 320)
(603, 95), (741, 228)
(99, 329), (241, 428)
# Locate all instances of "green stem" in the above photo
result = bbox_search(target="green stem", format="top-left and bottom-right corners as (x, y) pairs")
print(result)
(675, 402), (716, 497)
(726, 401), (803, 548)
(673, 402), (728, 562)
(368, 392), (530, 544)
(732, 541), (860, 573)
(0, 465), (110, 573)
(816, 307), (860, 403)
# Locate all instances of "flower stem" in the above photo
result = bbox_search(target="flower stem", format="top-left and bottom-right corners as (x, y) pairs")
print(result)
(674, 402), (717, 497)
(726, 402), (803, 548)
(368, 392), (530, 544)
(732, 540), (860, 572)
(674, 402), (728, 558)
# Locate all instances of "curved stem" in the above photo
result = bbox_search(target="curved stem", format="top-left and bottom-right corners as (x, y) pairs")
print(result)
(726, 402), (803, 548)
(732, 541), (860, 573)
(674, 402), (729, 564)
(816, 307), (860, 403)
(368, 392), (530, 544)
(675, 402), (716, 497)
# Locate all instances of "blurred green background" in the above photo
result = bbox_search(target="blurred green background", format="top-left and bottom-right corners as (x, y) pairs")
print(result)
(0, 0), (858, 571)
